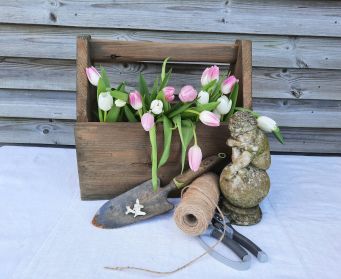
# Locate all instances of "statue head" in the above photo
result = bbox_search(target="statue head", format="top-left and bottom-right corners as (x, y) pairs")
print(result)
(228, 111), (257, 140)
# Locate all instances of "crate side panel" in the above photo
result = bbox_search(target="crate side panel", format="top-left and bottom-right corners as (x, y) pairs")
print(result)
(75, 123), (230, 200)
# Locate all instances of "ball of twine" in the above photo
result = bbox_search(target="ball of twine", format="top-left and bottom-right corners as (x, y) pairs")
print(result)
(173, 172), (220, 236)
(106, 172), (226, 275)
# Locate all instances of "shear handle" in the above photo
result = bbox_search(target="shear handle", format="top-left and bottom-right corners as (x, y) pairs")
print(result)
(231, 229), (268, 262)
(211, 229), (249, 261)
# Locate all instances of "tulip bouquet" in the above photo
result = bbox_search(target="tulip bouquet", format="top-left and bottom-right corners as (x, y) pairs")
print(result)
(86, 60), (283, 191)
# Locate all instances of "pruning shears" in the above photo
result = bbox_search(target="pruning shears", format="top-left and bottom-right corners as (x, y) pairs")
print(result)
(198, 212), (268, 270)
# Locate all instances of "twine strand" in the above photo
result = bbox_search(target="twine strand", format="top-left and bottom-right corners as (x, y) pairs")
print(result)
(105, 173), (226, 275)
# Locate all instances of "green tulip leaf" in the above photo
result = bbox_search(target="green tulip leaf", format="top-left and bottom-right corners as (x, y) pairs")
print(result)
(179, 111), (198, 121)
(106, 106), (121, 122)
(116, 82), (126, 92)
(173, 116), (193, 173)
(210, 79), (224, 102)
(158, 115), (173, 168)
(194, 101), (220, 112)
(167, 102), (193, 119)
(124, 106), (137, 122)
(150, 77), (159, 101)
(159, 69), (172, 90)
(167, 102), (182, 114)
(161, 57), (170, 82)
(139, 73), (149, 97)
(100, 66), (111, 89)
(202, 79), (217, 92)
(139, 73), (151, 110)
(273, 127), (285, 144)
(110, 90), (128, 102)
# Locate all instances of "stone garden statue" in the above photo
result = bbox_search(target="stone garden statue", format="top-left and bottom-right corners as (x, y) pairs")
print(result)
(220, 111), (271, 225)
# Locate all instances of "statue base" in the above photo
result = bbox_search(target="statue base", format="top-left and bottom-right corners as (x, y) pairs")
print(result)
(220, 198), (262, 226)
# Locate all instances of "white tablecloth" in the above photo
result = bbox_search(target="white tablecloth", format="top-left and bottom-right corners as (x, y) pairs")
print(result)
(0, 146), (341, 279)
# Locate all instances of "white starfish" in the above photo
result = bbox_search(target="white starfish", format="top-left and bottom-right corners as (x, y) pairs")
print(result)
(133, 199), (144, 211)
(125, 206), (135, 215)
(125, 199), (146, 218)
(133, 210), (146, 218)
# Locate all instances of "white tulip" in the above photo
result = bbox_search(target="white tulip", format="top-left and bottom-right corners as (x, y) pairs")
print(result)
(150, 100), (163, 115)
(197, 91), (209, 104)
(98, 92), (113, 112)
(216, 96), (232, 115)
(115, 99), (126, 107)
(257, 116), (277, 133)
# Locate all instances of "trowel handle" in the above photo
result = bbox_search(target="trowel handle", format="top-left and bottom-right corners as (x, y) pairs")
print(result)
(175, 153), (226, 187)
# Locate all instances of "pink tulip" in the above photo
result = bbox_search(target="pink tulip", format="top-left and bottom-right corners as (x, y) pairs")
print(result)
(141, 112), (155, 131)
(221, 75), (239, 94)
(188, 145), (202, 172)
(199, 111), (220, 127)
(179, 85), (197, 102)
(201, 65), (219, 86)
(85, 66), (101, 86)
(129, 90), (143, 110)
(163, 86), (175, 102)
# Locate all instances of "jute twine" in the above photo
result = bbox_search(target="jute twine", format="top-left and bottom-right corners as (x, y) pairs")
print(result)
(105, 172), (226, 275)
(173, 173), (220, 236)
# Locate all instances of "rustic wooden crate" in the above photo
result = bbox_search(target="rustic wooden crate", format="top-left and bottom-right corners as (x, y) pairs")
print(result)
(75, 36), (252, 200)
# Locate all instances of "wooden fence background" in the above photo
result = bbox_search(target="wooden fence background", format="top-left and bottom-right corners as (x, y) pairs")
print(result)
(0, 0), (340, 153)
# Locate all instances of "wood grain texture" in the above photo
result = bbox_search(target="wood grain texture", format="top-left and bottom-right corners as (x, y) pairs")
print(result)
(76, 35), (91, 122)
(75, 122), (230, 199)
(2, 58), (341, 100)
(2, 24), (341, 70)
(90, 40), (238, 63)
(253, 98), (341, 129)
(0, 118), (75, 145)
(0, 1), (340, 37)
(0, 89), (75, 119)
(268, 127), (341, 154)
(233, 40), (252, 109)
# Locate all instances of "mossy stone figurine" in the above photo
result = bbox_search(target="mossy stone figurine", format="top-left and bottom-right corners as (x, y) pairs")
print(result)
(220, 111), (271, 225)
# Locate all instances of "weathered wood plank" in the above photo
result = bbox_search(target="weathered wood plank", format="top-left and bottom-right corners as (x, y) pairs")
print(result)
(0, 89), (75, 119)
(91, 40), (238, 63)
(76, 122), (230, 199)
(253, 67), (341, 100)
(76, 35), (91, 122)
(253, 98), (341, 129)
(2, 24), (341, 69)
(0, 118), (75, 145)
(0, 1), (340, 37)
(268, 127), (341, 154)
(233, 40), (252, 109)
(1, 58), (340, 100)
(0, 58), (75, 91)
(0, 119), (340, 153)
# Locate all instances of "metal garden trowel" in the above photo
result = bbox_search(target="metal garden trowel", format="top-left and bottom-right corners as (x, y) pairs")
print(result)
(92, 154), (226, 229)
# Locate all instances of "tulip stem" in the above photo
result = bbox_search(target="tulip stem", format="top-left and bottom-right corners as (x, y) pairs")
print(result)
(149, 126), (158, 191)
(192, 124), (198, 145)
(138, 109), (143, 119)
(103, 111), (107, 122)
